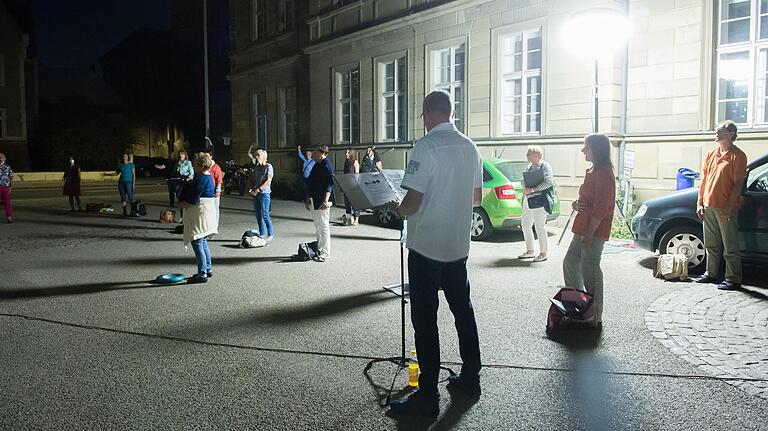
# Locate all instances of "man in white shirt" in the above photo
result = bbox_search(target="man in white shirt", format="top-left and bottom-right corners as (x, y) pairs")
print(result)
(388, 90), (483, 418)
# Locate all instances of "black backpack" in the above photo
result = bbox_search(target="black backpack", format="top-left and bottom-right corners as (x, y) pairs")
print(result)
(132, 200), (147, 217)
(295, 241), (319, 261)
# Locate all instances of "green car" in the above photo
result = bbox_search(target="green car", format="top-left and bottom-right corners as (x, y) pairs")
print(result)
(471, 159), (561, 240)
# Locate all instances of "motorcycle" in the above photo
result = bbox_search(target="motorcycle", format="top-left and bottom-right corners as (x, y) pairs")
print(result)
(223, 159), (254, 196)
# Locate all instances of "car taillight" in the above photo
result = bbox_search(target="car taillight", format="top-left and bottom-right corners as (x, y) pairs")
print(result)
(494, 185), (516, 200)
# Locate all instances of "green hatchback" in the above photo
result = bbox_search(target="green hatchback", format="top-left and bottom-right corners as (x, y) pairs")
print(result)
(471, 159), (561, 240)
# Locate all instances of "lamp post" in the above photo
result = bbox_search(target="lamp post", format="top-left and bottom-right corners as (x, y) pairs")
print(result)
(561, 8), (630, 133)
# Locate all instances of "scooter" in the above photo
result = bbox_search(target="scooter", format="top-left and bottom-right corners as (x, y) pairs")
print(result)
(223, 160), (254, 196)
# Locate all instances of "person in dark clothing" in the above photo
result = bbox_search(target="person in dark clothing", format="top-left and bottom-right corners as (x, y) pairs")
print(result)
(298, 145), (315, 198)
(360, 146), (382, 173)
(305, 145), (334, 261)
(62, 156), (82, 212)
(343, 148), (360, 225)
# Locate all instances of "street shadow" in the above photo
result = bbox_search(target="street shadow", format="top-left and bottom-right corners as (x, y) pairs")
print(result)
(333, 233), (399, 242)
(481, 230), (526, 244)
(489, 258), (533, 268)
(259, 290), (396, 323)
(384, 386), (479, 431)
(218, 206), (312, 223)
(0, 280), (160, 299)
(743, 263), (768, 289)
(23, 218), (167, 231)
(638, 256), (656, 271)
(545, 327), (603, 352)
(122, 256), (293, 266)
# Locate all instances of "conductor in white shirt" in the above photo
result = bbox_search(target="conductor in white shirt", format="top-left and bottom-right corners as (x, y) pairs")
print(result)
(388, 90), (483, 418)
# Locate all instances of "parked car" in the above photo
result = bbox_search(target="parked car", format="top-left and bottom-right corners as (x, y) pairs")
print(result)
(632, 151), (768, 273)
(373, 158), (561, 241)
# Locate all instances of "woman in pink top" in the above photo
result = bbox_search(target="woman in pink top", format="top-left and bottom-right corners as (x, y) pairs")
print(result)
(562, 133), (616, 326)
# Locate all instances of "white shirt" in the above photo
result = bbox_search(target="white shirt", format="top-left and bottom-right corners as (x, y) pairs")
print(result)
(401, 122), (482, 262)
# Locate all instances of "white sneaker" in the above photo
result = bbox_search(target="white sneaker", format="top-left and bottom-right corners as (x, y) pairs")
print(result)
(533, 254), (548, 262)
(518, 251), (536, 259)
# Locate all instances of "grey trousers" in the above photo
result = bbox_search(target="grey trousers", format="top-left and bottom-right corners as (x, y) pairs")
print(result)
(563, 234), (606, 322)
(702, 207), (742, 283)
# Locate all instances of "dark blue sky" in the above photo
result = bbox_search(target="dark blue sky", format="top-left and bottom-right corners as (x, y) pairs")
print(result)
(33, 0), (169, 68)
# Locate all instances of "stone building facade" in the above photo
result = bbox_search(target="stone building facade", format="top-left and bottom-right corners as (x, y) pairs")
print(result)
(230, 0), (768, 207)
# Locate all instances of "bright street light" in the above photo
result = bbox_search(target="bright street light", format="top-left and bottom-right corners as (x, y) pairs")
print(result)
(561, 8), (630, 132)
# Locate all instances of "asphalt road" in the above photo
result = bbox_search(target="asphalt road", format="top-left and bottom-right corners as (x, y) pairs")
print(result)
(1, 181), (766, 430)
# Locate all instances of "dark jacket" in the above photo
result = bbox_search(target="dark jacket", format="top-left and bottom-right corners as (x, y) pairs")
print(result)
(308, 158), (335, 210)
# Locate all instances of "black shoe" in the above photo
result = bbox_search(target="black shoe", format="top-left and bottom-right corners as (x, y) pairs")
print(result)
(388, 390), (439, 418)
(717, 281), (740, 291)
(206, 272), (213, 278)
(446, 374), (481, 398)
(187, 274), (208, 284)
(694, 275), (718, 284)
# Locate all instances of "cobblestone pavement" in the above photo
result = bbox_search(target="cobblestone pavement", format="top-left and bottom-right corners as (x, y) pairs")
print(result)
(646, 285), (768, 400)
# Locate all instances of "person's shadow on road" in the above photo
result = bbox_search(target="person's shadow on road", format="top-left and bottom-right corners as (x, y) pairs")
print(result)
(385, 386), (480, 431)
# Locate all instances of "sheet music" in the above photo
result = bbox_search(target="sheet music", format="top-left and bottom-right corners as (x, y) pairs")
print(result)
(335, 169), (406, 210)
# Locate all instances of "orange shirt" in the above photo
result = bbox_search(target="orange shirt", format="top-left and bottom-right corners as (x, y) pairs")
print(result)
(699, 145), (747, 209)
(572, 165), (616, 241)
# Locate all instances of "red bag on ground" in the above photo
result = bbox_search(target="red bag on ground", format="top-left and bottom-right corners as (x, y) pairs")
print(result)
(546, 287), (598, 331)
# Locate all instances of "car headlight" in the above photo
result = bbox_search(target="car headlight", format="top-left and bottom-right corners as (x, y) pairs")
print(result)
(634, 204), (648, 218)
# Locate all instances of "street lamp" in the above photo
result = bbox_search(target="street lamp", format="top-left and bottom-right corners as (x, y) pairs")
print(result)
(561, 8), (630, 133)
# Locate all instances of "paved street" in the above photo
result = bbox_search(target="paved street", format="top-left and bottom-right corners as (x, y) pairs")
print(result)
(1, 181), (767, 430)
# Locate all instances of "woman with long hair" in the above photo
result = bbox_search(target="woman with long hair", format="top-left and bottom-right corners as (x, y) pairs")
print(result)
(562, 133), (616, 326)
(343, 148), (360, 225)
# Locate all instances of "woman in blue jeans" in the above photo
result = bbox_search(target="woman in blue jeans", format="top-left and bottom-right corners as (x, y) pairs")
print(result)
(116, 152), (135, 216)
(179, 152), (218, 284)
(249, 149), (274, 243)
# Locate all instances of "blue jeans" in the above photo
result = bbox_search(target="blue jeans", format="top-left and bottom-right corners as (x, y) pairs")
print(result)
(191, 237), (211, 276)
(407, 251), (481, 394)
(118, 181), (133, 204)
(252, 193), (273, 237)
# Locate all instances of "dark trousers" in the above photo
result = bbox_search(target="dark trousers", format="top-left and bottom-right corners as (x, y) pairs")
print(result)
(167, 178), (182, 207)
(408, 251), (481, 394)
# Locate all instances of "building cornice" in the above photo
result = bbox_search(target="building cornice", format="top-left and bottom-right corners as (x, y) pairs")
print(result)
(228, 54), (302, 80)
(303, 0), (480, 55)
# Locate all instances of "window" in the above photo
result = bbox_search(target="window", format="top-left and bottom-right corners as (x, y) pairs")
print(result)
(379, 56), (407, 141)
(497, 28), (542, 135)
(250, 91), (267, 148)
(716, 0), (768, 125)
(251, 0), (266, 41)
(337, 67), (360, 144)
(432, 45), (465, 132)
(278, 0), (294, 33)
(279, 86), (297, 148)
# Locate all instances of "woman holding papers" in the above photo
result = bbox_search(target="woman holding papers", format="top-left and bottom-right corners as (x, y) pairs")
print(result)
(519, 145), (554, 262)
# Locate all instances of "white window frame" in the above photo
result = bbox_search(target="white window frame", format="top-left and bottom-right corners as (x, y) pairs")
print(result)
(279, 86), (297, 148)
(427, 42), (466, 133)
(493, 24), (544, 137)
(715, 0), (768, 127)
(334, 64), (360, 145)
(0, 109), (6, 139)
(251, 0), (266, 42)
(250, 90), (267, 148)
(278, 0), (294, 34)
(376, 53), (408, 142)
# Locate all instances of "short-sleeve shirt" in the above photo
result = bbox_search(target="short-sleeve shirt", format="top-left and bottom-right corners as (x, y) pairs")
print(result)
(118, 162), (135, 183)
(401, 122), (482, 262)
(251, 163), (274, 194)
(0, 164), (13, 186)
(360, 155), (380, 173)
(209, 162), (223, 190)
(700, 145), (748, 209)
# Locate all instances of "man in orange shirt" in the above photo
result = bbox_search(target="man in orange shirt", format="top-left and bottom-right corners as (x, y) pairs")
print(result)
(695, 121), (748, 290)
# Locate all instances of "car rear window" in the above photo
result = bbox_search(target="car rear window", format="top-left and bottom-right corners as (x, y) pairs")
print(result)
(493, 161), (529, 182)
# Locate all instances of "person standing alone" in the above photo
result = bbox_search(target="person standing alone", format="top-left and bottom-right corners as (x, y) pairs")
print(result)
(388, 90), (483, 418)
(250, 149), (275, 243)
(695, 121), (748, 290)
(306, 145), (334, 262)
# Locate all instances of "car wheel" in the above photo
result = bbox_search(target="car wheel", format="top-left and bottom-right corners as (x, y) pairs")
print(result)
(471, 208), (493, 241)
(658, 225), (706, 274)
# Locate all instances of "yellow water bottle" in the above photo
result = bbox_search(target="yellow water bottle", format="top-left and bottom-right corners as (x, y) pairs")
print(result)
(408, 349), (419, 387)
